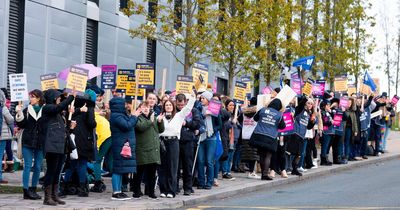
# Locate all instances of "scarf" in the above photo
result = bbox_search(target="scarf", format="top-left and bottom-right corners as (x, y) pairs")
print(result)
(201, 106), (214, 140)
(32, 105), (41, 114)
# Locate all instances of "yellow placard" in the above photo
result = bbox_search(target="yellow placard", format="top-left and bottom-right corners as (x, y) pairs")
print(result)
(302, 79), (314, 96)
(126, 81), (144, 97)
(347, 85), (357, 95)
(137, 70), (154, 87)
(334, 76), (348, 92)
(66, 67), (88, 94)
(116, 69), (135, 92)
(192, 63), (209, 91)
(176, 75), (193, 94)
(40, 73), (59, 91)
(233, 81), (247, 103)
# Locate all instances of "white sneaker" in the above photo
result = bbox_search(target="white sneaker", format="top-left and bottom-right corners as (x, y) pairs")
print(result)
(247, 172), (261, 179)
(312, 159), (318, 169)
(298, 167), (307, 172)
(160, 193), (166, 198)
(166, 194), (174, 198)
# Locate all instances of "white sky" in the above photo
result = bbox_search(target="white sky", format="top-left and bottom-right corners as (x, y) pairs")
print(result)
(366, 0), (399, 96)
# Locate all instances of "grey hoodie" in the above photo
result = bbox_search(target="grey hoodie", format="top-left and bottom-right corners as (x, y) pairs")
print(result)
(0, 89), (14, 140)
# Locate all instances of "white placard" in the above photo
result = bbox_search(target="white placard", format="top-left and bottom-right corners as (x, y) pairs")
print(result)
(370, 110), (383, 119)
(275, 85), (297, 110)
(9, 73), (29, 102)
(257, 94), (271, 111)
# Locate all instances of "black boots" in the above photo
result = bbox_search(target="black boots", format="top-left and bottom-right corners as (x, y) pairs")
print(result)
(23, 188), (40, 200)
(90, 180), (106, 193)
(43, 185), (57, 206)
(320, 155), (333, 166)
(52, 184), (66, 205)
(77, 183), (89, 197)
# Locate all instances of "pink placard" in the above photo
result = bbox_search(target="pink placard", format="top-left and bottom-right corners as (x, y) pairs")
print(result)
(208, 99), (222, 116)
(339, 97), (349, 109)
(262, 86), (273, 94)
(391, 95), (399, 106)
(291, 79), (301, 95)
(333, 113), (343, 127)
(278, 112), (294, 132)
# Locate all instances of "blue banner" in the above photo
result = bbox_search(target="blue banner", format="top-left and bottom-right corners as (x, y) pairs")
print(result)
(292, 55), (315, 71)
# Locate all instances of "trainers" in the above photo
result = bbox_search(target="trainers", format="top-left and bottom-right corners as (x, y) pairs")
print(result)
(183, 190), (191, 196)
(268, 170), (276, 178)
(247, 172), (261, 179)
(213, 179), (220, 187)
(222, 173), (236, 180)
(160, 193), (166, 198)
(111, 192), (131, 201)
(297, 167), (307, 172)
(281, 170), (288, 178)
(148, 194), (158, 200)
(166, 194), (174, 198)
(132, 193), (141, 198)
(362, 156), (368, 159)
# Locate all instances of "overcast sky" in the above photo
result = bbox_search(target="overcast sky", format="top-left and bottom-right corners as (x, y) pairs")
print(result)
(366, 0), (399, 96)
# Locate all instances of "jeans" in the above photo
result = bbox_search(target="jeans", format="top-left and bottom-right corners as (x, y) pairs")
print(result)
(197, 137), (216, 188)
(222, 148), (235, 174)
(0, 141), (6, 180)
(22, 146), (44, 189)
(5, 140), (13, 161)
(321, 134), (332, 157)
(64, 159), (88, 184)
(383, 125), (390, 151)
(94, 138), (113, 181)
(298, 139), (307, 168)
(214, 159), (220, 179)
(44, 153), (66, 186)
(112, 173), (122, 192)
(344, 127), (352, 159)
(232, 143), (241, 171)
(159, 138), (179, 196)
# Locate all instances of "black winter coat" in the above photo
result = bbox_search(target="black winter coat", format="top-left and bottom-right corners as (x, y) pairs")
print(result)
(42, 90), (74, 154)
(16, 105), (44, 150)
(71, 96), (97, 161)
(180, 107), (201, 141)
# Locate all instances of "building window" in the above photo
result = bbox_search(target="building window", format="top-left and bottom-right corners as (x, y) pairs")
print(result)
(119, 0), (128, 10)
(88, 0), (99, 5)
(85, 19), (98, 84)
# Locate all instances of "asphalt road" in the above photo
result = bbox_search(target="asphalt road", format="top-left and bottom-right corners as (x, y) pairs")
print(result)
(187, 158), (400, 210)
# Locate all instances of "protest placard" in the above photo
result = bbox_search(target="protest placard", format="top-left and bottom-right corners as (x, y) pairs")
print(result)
(65, 66), (89, 95)
(9, 73), (29, 102)
(333, 111), (343, 127)
(278, 111), (294, 133)
(101, 65), (117, 89)
(371, 110), (383, 119)
(334, 75), (348, 92)
(391, 95), (399, 106)
(116, 69), (135, 93)
(40, 73), (59, 91)
(275, 85), (297, 110)
(208, 99), (222, 117)
(262, 86), (273, 94)
(241, 76), (252, 95)
(256, 94), (271, 111)
(339, 97), (349, 109)
(312, 79), (325, 97)
(126, 75), (144, 97)
(233, 81), (247, 104)
(192, 63), (209, 91)
(176, 75), (193, 94)
(136, 63), (155, 89)
(290, 72), (302, 95)
(302, 78), (314, 96)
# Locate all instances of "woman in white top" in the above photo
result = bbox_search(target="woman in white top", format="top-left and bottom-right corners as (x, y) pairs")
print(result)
(158, 95), (195, 198)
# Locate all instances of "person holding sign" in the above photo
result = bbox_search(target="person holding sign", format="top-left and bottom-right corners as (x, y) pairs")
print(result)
(370, 95), (388, 156)
(0, 89), (15, 185)
(342, 98), (359, 163)
(197, 91), (222, 190)
(41, 89), (75, 206)
(158, 93), (195, 198)
(320, 100), (334, 166)
(330, 98), (347, 164)
(356, 95), (375, 159)
(15, 89), (45, 200)
(249, 98), (286, 180)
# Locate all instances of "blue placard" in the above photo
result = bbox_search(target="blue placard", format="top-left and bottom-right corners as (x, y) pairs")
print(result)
(101, 65), (117, 89)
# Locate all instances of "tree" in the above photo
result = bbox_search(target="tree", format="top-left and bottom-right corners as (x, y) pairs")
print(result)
(123, 0), (217, 75)
(210, 0), (260, 96)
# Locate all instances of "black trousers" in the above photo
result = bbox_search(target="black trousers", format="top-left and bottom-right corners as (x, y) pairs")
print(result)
(258, 150), (273, 177)
(132, 163), (157, 196)
(177, 140), (195, 192)
(44, 153), (65, 186)
(270, 142), (286, 172)
(159, 138), (179, 196)
(331, 134), (343, 162)
(305, 138), (316, 169)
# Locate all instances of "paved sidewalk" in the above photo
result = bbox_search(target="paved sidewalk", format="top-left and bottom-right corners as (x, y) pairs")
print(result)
(1, 132), (400, 210)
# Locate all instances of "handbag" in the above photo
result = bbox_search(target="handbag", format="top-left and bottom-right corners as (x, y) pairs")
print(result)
(120, 140), (132, 158)
(16, 129), (23, 160)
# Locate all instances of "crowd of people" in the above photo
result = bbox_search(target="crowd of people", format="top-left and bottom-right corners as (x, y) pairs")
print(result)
(0, 83), (396, 205)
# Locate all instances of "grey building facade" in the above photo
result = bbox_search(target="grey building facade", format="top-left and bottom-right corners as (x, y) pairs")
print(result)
(0, 0), (235, 94)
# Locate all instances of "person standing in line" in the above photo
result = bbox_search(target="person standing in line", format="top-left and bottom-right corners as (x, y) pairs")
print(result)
(15, 89), (45, 200)
(0, 89), (14, 184)
(109, 97), (140, 200)
(159, 93), (195, 198)
(41, 89), (75, 205)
